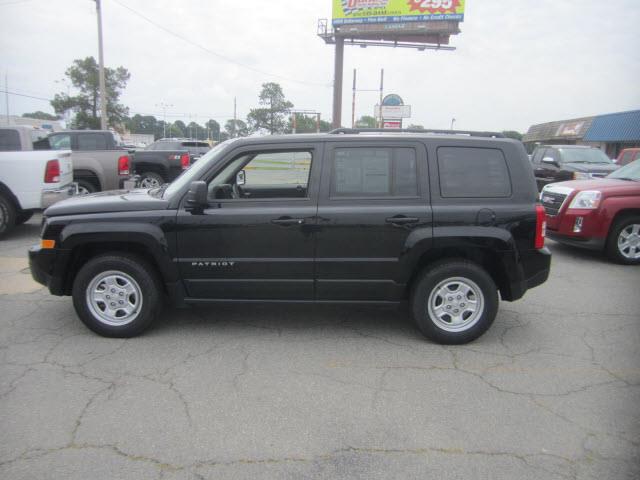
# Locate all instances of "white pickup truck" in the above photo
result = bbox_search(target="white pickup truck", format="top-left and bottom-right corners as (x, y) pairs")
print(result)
(0, 126), (76, 237)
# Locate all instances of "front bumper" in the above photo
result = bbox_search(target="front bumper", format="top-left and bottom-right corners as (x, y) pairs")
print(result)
(547, 231), (605, 251)
(41, 183), (77, 209)
(29, 246), (67, 295)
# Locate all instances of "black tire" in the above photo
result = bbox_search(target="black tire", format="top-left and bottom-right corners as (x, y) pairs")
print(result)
(72, 253), (163, 338)
(15, 211), (34, 225)
(0, 194), (16, 238)
(411, 260), (499, 345)
(606, 215), (640, 265)
(138, 172), (165, 189)
(77, 179), (99, 195)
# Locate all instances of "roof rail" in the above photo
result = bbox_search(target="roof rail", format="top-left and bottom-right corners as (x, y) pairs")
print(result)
(329, 128), (506, 138)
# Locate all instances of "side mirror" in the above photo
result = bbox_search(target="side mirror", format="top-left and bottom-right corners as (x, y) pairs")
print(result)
(542, 157), (558, 166)
(236, 170), (246, 186)
(185, 181), (208, 210)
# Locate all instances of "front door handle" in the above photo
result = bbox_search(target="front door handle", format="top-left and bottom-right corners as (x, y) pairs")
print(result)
(385, 216), (419, 225)
(271, 217), (305, 226)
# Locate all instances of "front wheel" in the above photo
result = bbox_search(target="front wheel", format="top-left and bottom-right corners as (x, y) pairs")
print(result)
(606, 216), (640, 265)
(411, 261), (499, 344)
(72, 254), (163, 337)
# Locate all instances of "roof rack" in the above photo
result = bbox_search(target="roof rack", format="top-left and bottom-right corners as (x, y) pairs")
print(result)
(329, 128), (505, 138)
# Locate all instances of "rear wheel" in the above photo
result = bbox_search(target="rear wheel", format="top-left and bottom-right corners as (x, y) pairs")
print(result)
(138, 172), (164, 189)
(72, 254), (163, 337)
(77, 179), (98, 195)
(606, 216), (640, 265)
(0, 194), (16, 238)
(411, 261), (499, 344)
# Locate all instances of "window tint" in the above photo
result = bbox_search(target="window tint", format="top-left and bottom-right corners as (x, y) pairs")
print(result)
(49, 134), (71, 150)
(543, 148), (560, 163)
(437, 147), (511, 198)
(0, 129), (21, 151)
(77, 133), (108, 150)
(332, 147), (418, 198)
(532, 148), (545, 164)
(620, 151), (634, 165)
(208, 150), (312, 200)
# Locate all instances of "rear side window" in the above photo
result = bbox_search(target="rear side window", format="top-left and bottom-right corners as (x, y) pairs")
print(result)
(77, 133), (108, 150)
(331, 147), (418, 198)
(0, 129), (20, 151)
(437, 147), (511, 198)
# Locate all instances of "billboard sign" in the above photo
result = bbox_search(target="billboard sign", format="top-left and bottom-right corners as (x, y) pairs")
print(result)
(375, 105), (412, 119)
(383, 120), (402, 129)
(333, 0), (465, 26)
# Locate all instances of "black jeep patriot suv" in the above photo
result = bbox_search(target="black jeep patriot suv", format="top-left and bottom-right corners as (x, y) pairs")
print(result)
(30, 129), (551, 344)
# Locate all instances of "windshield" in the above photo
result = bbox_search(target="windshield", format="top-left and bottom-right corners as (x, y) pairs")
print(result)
(607, 159), (640, 181)
(162, 139), (238, 198)
(558, 148), (612, 164)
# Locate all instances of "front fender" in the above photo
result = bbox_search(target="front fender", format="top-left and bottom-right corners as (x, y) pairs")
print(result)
(58, 222), (179, 283)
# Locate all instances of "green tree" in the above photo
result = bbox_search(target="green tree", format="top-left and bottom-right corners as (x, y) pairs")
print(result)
(502, 130), (523, 141)
(126, 114), (157, 135)
(206, 119), (221, 140)
(247, 82), (293, 134)
(22, 111), (59, 121)
(355, 115), (377, 128)
(225, 119), (249, 138)
(51, 57), (130, 129)
(287, 114), (333, 134)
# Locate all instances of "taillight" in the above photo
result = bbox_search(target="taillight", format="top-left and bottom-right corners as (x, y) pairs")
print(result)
(535, 204), (546, 249)
(44, 159), (60, 183)
(180, 153), (190, 170)
(118, 155), (130, 176)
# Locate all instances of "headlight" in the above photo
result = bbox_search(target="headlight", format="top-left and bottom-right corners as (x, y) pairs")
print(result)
(568, 190), (601, 209)
(573, 172), (590, 180)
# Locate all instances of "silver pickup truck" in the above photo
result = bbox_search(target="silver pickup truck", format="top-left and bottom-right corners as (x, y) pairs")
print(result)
(46, 130), (133, 194)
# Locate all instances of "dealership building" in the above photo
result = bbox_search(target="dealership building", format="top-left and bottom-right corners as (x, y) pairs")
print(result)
(522, 109), (640, 158)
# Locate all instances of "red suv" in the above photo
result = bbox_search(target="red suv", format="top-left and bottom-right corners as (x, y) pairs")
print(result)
(616, 148), (640, 166)
(540, 160), (640, 264)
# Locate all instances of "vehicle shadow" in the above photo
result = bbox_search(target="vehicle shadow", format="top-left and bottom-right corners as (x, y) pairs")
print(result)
(547, 239), (612, 265)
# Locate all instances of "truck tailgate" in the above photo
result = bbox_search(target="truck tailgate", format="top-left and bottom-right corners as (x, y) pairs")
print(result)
(54, 151), (74, 188)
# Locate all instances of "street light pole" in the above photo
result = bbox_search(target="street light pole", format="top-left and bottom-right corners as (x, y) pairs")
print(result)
(450, 118), (456, 130)
(95, 0), (108, 130)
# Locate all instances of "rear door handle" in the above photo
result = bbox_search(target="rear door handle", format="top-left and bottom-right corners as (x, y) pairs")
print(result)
(385, 216), (419, 225)
(271, 217), (305, 226)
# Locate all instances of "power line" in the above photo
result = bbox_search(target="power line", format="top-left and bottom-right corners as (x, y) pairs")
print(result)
(111, 0), (330, 88)
(1, 90), (235, 121)
(0, 0), (36, 7)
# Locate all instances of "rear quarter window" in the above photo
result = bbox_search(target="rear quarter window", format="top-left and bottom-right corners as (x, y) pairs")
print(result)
(0, 129), (21, 151)
(437, 146), (512, 198)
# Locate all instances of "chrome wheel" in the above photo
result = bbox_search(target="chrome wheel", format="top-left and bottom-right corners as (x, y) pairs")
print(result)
(617, 224), (640, 260)
(427, 277), (484, 332)
(139, 176), (161, 189)
(86, 270), (143, 326)
(77, 185), (92, 195)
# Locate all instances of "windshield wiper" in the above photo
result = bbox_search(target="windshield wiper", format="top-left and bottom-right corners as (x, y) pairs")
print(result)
(611, 177), (639, 182)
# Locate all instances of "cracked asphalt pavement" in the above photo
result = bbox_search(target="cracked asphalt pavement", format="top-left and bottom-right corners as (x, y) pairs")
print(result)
(1, 214), (639, 479)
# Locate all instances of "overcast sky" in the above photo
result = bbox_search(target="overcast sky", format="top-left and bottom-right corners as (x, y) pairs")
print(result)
(1, 0), (639, 132)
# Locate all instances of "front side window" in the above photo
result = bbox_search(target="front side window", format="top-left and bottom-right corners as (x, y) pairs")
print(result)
(208, 150), (312, 201)
(49, 134), (71, 150)
(331, 147), (418, 198)
(437, 147), (511, 198)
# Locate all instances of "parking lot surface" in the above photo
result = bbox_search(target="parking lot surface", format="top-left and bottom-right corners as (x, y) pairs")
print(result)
(1, 214), (638, 479)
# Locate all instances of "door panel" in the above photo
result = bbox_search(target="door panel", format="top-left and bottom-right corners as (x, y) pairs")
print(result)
(176, 144), (321, 300)
(315, 142), (432, 302)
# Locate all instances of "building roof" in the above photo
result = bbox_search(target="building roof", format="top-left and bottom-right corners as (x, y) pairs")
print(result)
(522, 116), (594, 143)
(583, 110), (640, 142)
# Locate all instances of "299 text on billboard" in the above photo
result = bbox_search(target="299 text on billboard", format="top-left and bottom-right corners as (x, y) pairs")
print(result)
(333, 0), (465, 25)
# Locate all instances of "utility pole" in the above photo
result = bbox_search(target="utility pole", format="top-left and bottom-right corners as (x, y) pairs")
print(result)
(332, 37), (345, 129)
(378, 69), (384, 128)
(4, 72), (9, 125)
(232, 97), (237, 138)
(316, 113), (321, 133)
(95, 0), (108, 130)
(351, 69), (357, 129)
(450, 118), (456, 130)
